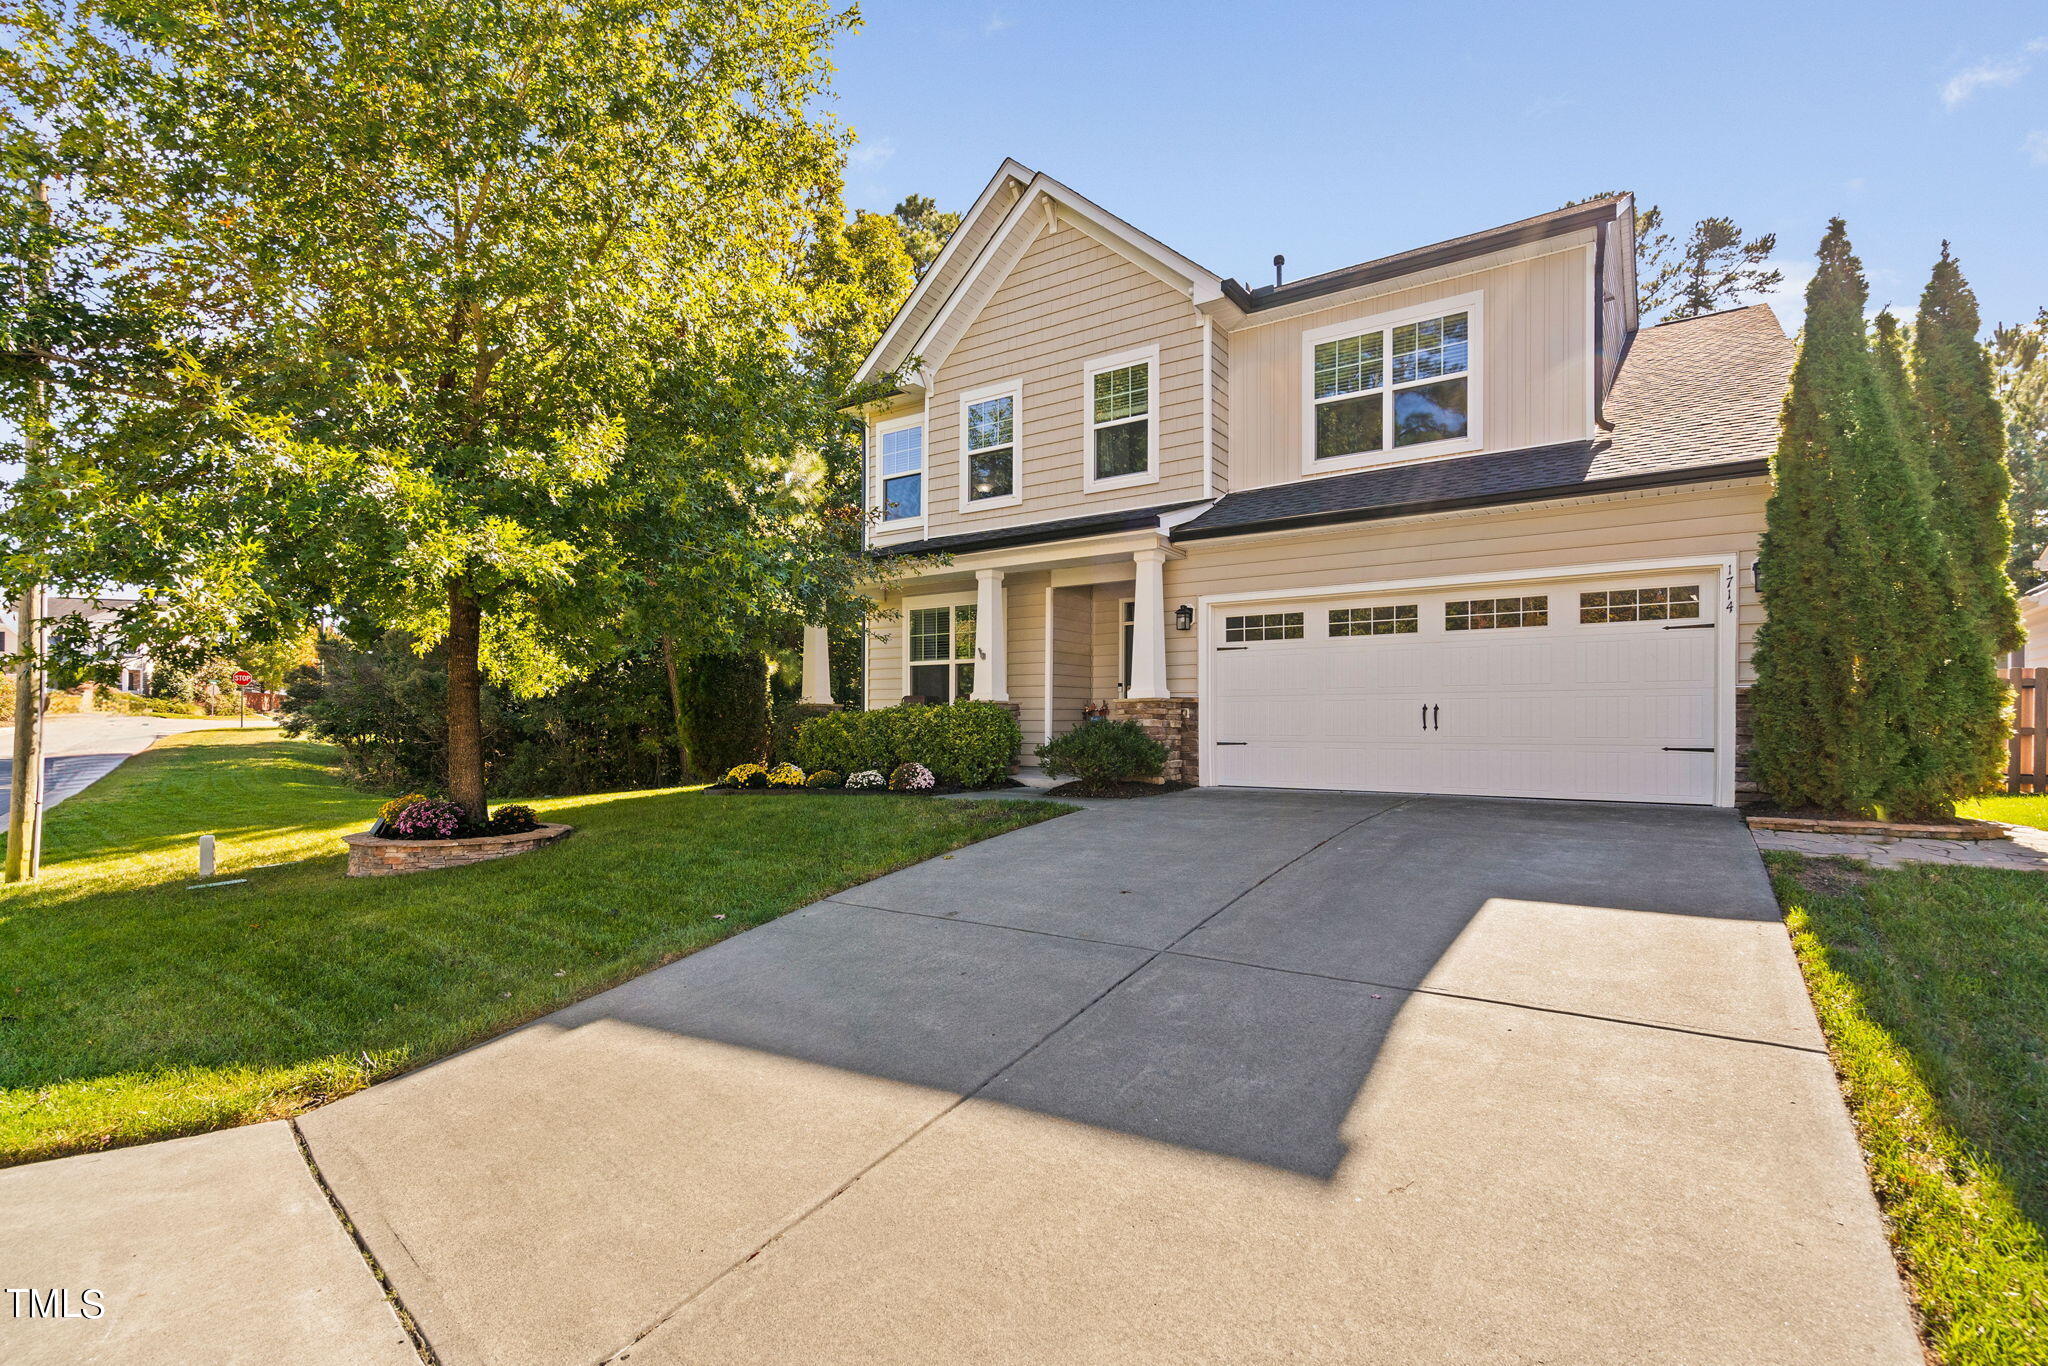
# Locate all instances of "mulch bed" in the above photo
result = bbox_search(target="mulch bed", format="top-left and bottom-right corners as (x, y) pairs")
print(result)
(1042, 779), (1195, 799)
(707, 778), (1026, 797)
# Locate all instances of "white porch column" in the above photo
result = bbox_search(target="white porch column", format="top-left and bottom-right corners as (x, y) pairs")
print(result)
(800, 623), (834, 705)
(1129, 546), (1169, 699)
(971, 568), (1009, 701)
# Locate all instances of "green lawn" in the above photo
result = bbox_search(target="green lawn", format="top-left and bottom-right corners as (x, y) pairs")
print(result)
(1769, 853), (2048, 1364)
(0, 729), (1070, 1167)
(1960, 793), (2048, 831)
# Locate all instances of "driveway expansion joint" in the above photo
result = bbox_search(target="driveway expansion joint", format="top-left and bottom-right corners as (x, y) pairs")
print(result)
(290, 1119), (441, 1366)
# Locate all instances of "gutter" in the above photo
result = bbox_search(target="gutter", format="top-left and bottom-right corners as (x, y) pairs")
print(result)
(1170, 459), (1771, 543)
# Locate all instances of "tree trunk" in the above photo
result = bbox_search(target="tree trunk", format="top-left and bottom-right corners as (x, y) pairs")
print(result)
(660, 633), (692, 780)
(446, 580), (487, 821)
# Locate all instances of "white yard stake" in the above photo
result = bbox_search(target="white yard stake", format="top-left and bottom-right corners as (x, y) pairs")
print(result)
(198, 834), (215, 879)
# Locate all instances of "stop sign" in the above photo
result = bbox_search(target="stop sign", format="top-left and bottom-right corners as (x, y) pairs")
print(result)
(232, 670), (253, 687)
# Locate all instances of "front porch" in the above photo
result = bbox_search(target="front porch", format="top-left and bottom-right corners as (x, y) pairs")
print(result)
(857, 530), (1200, 782)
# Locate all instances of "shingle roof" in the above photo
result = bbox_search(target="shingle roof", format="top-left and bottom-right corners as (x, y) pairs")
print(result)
(868, 501), (1206, 559)
(1174, 304), (1792, 540)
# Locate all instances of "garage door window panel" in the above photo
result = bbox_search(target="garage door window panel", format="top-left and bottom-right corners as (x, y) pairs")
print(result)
(1445, 595), (1547, 630)
(1329, 604), (1418, 637)
(1224, 612), (1304, 643)
(1581, 585), (1701, 624)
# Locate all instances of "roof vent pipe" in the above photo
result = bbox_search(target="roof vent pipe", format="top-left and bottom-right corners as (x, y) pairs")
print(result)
(1273, 254), (1285, 288)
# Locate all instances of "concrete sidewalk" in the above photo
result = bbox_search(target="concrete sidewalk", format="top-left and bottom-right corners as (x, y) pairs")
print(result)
(0, 789), (1924, 1365)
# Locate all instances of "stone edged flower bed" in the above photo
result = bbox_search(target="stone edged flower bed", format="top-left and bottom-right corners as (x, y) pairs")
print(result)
(1744, 814), (2008, 842)
(706, 781), (1023, 798)
(342, 822), (575, 877)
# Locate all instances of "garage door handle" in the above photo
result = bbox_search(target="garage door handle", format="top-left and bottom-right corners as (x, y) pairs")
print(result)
(1216, 645), (1249, 651)
(1432, 704), (1439, 731)
(1421, 704), (1428, 732)
(1663, 623), (1715, 630)
(1215, 741), (1247, 746)
(1662, 746), (1715, 752)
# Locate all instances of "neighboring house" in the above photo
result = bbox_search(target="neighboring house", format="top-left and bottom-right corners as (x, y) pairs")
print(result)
(2017, 582), (2048, 669)
(842, 161), (1792, 807)
(1, 597), (155, 695)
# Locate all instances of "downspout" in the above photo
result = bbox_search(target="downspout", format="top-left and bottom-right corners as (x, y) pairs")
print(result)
(1592, 212), (1615, 432)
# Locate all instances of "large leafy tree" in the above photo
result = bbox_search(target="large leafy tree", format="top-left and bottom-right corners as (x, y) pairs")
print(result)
(2, 0), (881, 817)
(1915, 245), (2023, 659)
(887, 194), (961, 279)
(1992, 311), (2048, 590)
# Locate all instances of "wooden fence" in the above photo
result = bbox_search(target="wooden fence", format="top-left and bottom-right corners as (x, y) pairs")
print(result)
(2008, 668), (2048, 794)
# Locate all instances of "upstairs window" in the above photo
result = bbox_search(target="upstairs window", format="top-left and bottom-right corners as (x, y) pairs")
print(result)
(1307, 297), (1478, 471)
(961, 387), (1019, 506)
(1083, 346), (1159, 490)
(877, 418), (924, 523)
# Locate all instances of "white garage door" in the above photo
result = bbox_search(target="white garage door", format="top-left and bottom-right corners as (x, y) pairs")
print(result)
(1207, 570), (1724, 804)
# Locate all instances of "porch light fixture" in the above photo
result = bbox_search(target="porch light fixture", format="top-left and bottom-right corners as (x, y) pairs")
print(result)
(1174, 604), (1194, 632)
(1749, 557), (1763, 593)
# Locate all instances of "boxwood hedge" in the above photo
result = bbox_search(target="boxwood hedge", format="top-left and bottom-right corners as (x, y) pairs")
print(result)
(794, 702), (1020, 788)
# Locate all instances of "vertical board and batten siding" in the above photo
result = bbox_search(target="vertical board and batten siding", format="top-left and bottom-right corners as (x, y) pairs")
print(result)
(1163, 482), (1768, 698)
(1210, 324), (1232, 495)
(921, 219), (1207, 538)
(1226, 241), (1595, 492)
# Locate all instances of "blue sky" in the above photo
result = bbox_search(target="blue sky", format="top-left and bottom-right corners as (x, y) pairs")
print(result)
(829, 0), (2048, 334)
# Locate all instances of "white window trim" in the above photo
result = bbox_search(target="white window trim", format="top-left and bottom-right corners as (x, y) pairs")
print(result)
(900, 591), (976, 703)
(1081, 343), (1162, 494)
(957, 379), (1024, 512)
(873, 410), (927, 531)
(1299, 290), (1484, 477)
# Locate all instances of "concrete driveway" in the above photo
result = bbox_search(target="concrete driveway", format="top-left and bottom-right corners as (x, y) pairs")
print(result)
(2, 789), (1922, 1365)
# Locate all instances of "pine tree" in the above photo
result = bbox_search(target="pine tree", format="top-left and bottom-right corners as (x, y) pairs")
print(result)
(1751, 221), (1872, 811)
(1915, 246), (2024, 656)
(1871, 312), (2005, 810)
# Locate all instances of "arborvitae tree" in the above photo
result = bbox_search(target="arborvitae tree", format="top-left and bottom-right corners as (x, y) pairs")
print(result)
(1992, 312), (2048, 590)
(1915, 245), (2024, 656)
(1751, 221), (1873, 811)
(1872, 312), (2007, 809)
(677, 653), (770, 778)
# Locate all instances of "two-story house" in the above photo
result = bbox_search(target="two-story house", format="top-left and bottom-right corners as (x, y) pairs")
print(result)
(839, 160), (1792, 808)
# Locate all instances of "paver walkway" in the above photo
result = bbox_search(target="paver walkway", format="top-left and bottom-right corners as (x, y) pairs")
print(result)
(1, 790), (1924, 1365)
(1752, 820), (2048, 870)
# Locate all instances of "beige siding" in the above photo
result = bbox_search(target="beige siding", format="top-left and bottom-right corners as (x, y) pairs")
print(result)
(1004, 572), (1049, 747)
(1163, 482), (1768, 696)
(921, 219), (1207, 537)
(1227, 242), (1594, 491)
(864, 594), (903, 707)
(887, 180), (1023, 374)
(1047, 585), (1095, 741)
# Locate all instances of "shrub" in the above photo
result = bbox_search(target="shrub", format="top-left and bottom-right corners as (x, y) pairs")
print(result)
(284, 631), (685, 796)
(723, 762), (768, 790)
(678, 652), (769, 779)
(379, 792), (429, 824)
(795, 702), (1019, 787)
(845, 769), (885, 790)
(766, 762), (806, 788)
(804, 769), (843, 789)
(1036, 720), (1165, 791)
(382, 797), (468, 840)
(485, 804), (540, 835)
(889, 762), (935, 792)
(768, 701), (836, 765)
